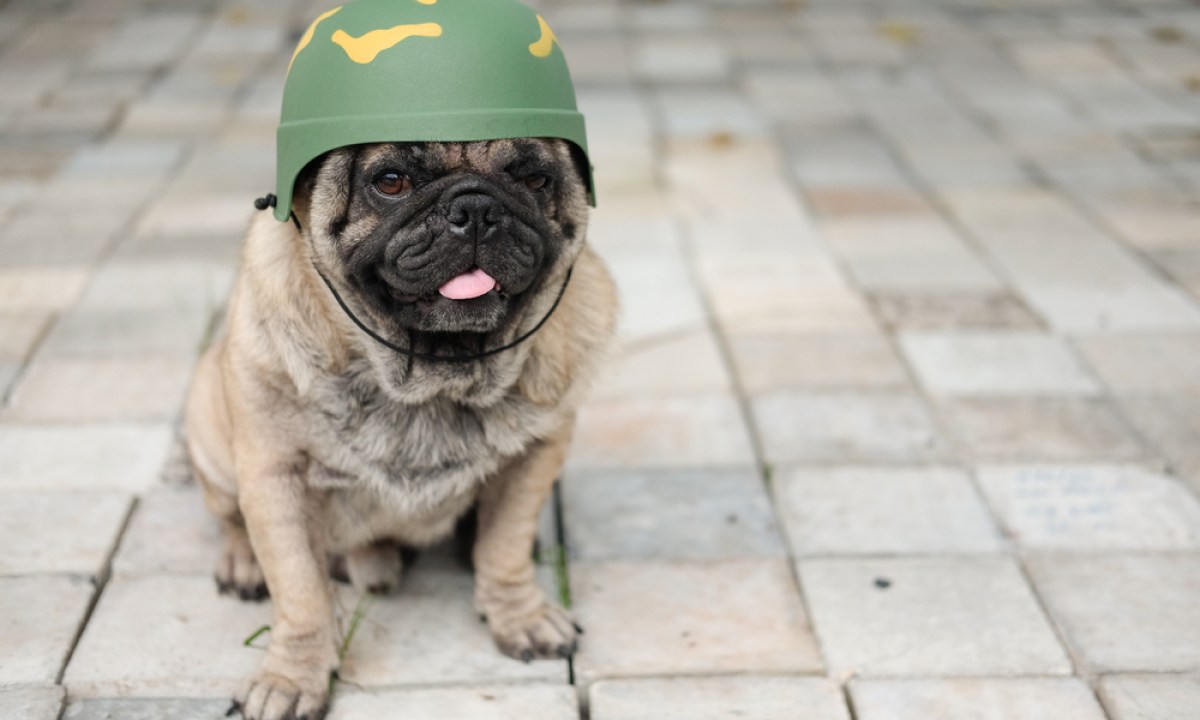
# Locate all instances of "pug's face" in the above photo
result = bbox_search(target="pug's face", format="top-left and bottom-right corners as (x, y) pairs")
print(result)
(296, 138), (588, 353)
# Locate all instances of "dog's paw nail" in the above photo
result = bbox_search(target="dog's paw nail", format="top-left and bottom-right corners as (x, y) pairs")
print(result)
(556, 644), (573, 658)
(225, 700), (241, 717)
(297, 708), (329, 720)
(520, 648), (534, 663)
(572, 621), (585, 635)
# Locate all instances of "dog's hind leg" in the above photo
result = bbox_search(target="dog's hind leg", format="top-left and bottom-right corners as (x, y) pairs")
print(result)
(343, 541), (404, 595)
(186, 344), (268, 601)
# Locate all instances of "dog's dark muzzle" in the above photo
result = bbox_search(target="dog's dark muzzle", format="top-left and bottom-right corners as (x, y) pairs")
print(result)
(446, 193), (503, 244)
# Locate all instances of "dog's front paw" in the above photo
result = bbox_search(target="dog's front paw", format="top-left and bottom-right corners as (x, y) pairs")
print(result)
(485, 599), (581, 662)
(230, 670), (329, 720)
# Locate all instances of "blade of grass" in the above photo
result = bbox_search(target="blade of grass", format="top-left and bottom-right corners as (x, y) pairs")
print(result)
(551, 544), (571, 609)
(338, 592), (372, 664)
(243, 625), (270, 648)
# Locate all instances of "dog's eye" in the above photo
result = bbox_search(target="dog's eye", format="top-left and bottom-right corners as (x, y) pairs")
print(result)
(523, 174), (550, 192)
(374, 172), (412, 196)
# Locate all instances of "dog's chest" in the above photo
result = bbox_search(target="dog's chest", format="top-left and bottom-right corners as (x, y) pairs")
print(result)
(301, 363), (558, 515)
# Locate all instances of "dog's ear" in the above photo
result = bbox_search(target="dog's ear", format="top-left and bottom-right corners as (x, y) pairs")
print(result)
(294, 147), (357, 236)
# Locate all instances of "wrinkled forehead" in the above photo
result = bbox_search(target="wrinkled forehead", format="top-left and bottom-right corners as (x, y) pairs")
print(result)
(357, 139), (563, 175)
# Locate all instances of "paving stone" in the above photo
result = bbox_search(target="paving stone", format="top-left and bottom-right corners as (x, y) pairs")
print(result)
(571, 559), (822, 683)
(6, 104), (116, 144)
(0, 575), (96, 684)
(821, 221), (1002, 292)
(940, 397), (1144, 461)
(87, 13), (203, 72)
(30, 176), (159, 217)
(0, 143), (74, 182)
(752, 392), (948, 465)
(61, 140), (185, 177)
(747, 71), (857, 128)
(789, 133), (909, 189)
(654, 89), (766, 139)
(38, 306), (212, 358)
(564, 36), (635, 86)
(602, 248), (708, 344)
(775, 467), (1003, 555)
(1026, 554), (1200, 673)
(586, 216), (679, 255)
(593, 331), (731, 401)
(899, 139), (1030, 188)
(73, 260), (233, 314)
(63, 698), (230, 720)
(978, 465), (1200, 550)
(0, 209), (129, 267)
(630, 5), (709, 31)
(692, 241), (846, 301)
(870, 292), (1044, 331)
(805, 187), (931, 218)
(941, 190), (1200, 332)
(799, 557), (1071, 677)
(0, 423), (173, 492)
(570, 393), (756, 470)
(0, 267), (90, 313)
(728, 333), (911, 394)
(132, 193), (257, 239)
(590, 676), (850, 720)
(339, 568), (565, 687)
(0, 490), (132, 576)
(0, 361), (18, 397)
(1074, 333), (1200, 394)
(0, 314), (48, 360)
(562, 468), (784, 561)
(1118, 396), (1200, 491)
(1098, 197), (1200, 251)
(4, 356), (194, 422)
(1099, 675), (1200, 720)
(633, 37), (729, 82)
(901, 332), (1101, 396)
(329, 685), (577, 720)
(0, 685), (65, 720)
(696, 256), (851, 337)
(63, 574), (274, 696)
(112, 483), (221, 577)
(850, 678), (1107, 720)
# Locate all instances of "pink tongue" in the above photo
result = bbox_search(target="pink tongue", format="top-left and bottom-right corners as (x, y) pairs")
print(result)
(438, 268), (497, 300)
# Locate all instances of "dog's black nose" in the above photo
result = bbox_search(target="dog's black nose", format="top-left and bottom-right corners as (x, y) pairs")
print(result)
(446, 193), (501, 242)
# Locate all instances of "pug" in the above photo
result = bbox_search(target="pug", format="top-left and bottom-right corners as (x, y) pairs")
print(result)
(183, 137), (616, 720)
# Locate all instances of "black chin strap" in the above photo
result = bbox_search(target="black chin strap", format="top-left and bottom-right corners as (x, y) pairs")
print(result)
(254, 194), (572, 364)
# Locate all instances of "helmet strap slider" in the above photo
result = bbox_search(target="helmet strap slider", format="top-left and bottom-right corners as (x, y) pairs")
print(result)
(254, 193), (304, 232)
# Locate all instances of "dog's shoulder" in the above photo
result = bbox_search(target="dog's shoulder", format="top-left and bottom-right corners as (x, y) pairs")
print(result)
(518, 244), (618, 407)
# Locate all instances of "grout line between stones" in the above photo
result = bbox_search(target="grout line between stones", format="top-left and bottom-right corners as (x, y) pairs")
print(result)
(54, 493), (141, 689)
(639, 9), (840, 686)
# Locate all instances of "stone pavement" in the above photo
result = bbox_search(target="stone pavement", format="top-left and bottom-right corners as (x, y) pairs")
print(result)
(2, 0), (1200, 717)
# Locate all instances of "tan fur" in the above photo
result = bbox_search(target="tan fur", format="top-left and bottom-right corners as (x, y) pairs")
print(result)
(184, 140), (616, 720)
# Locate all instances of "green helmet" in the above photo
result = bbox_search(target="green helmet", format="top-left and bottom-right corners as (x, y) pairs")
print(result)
(274, 0), (592, 222)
